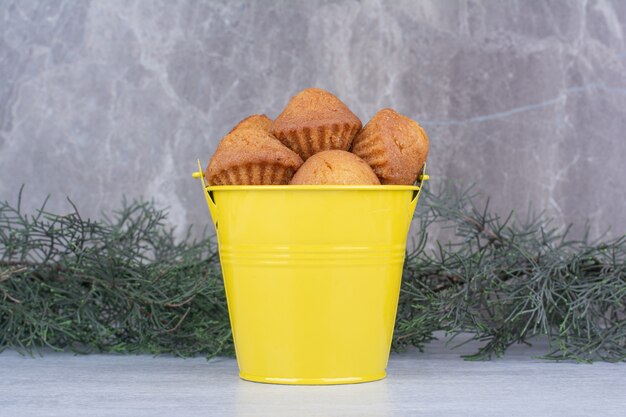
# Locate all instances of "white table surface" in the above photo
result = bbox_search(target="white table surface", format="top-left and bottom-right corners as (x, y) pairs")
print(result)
(1, 334), (624, 417)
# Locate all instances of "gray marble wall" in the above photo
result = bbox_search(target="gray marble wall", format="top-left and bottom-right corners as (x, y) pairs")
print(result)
(1, 0), (625, 239)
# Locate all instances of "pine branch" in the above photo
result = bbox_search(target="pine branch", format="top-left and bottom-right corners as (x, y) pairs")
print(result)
(395, 182), (626, 362)
(1, 184), (624, 361)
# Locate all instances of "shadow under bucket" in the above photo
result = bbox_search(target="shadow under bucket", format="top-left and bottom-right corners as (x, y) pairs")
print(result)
(193, 161), (428, 385)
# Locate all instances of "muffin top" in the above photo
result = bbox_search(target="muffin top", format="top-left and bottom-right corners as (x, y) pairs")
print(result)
(351, 108), (429, 185)
(206, 128), (303, 185)
(290, 150), (380, 185)
(229, 114), (272, 133)
(270, 88), (361, 133)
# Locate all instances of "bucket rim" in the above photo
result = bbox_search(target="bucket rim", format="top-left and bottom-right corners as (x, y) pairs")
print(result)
(193, 160), (429, 192)
(203, 184), (422, 191)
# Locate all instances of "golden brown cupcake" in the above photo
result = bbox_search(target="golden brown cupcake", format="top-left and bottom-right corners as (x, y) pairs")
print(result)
(206, 128), (303, 185)
(351, 108), (429, 185)
(270, 88), (362, 160)
(229, 114), (272, 133)
(290, 150), (380, 185)
(213, 115), (272, 155)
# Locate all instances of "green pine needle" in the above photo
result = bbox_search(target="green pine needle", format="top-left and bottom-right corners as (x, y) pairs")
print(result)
(1, 184), (624, 361)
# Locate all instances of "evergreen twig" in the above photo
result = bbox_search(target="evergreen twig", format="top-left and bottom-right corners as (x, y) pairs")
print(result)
(396, 182), (625, 362)
(1, 184), (624, 361)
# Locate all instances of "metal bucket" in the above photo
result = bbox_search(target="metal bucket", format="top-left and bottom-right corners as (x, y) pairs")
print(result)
(193, 161), (427, 384)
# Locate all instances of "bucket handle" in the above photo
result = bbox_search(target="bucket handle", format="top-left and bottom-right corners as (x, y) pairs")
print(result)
(192, 160), (219, 232)
(409, 164), (429, 222)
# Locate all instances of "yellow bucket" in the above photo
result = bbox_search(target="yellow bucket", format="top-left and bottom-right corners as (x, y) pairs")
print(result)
(193, 161), (428, 385)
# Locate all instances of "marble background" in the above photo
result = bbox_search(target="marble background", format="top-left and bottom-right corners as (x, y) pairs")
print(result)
(1, 0), (625, 239)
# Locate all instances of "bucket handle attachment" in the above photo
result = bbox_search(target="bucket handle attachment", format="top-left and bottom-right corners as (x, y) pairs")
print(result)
(192, 160), (219, 232)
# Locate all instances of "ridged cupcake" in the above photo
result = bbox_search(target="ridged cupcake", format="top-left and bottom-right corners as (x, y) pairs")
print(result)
(290, 150), (380, 185)
(270, 88), (362, 160)
(351, 108), (429, 185)
(229, 114), (272, 133)
(206, 128), (303, 185)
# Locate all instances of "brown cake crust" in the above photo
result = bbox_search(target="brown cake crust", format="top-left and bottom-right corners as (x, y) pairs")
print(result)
(229, 114), (272, 133)
(206, 128), (303, 185)
(351, 108), (429, 185)
(290, 150), (380, 185)
(270, 88), (362, 160)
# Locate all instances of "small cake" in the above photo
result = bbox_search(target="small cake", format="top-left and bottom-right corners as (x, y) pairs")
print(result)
(351, 108), (429, 185)
(213, 114), (272, 155)
(270, 88), (362, 160)
(229, 114), (272, 133)
(290, 150), (380, 185)
(206, 128), (303, 185)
